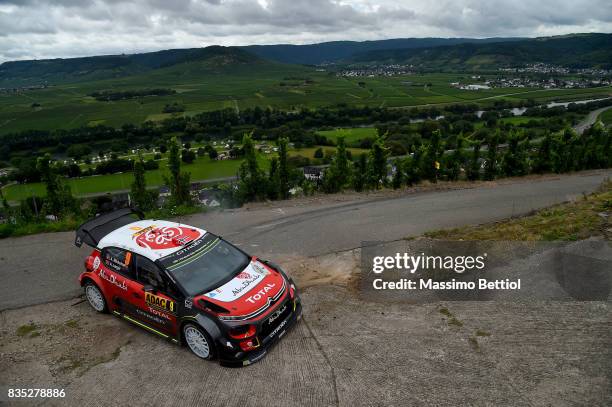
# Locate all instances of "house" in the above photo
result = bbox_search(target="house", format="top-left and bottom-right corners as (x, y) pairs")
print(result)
(158, 185), (171, 197)
(197, 189), (221, 207)
(303, 166), (325, 181)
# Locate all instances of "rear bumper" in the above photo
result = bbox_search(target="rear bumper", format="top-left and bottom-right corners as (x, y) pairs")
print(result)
(218, 299), (302, 367)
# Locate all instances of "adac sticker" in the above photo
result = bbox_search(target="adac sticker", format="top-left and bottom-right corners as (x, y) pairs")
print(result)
(145, 292), (176, 313)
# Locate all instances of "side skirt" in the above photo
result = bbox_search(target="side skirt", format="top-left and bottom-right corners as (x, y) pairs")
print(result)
(112, 310), (179, 344)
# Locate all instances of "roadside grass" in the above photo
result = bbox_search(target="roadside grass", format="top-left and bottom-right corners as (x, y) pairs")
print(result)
(16, 323), (38, 337)
(425, 179), (611, 241)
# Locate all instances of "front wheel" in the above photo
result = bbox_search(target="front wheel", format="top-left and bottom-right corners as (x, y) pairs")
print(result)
(84, 282), (107, 313)
(183, 323), (215, 360)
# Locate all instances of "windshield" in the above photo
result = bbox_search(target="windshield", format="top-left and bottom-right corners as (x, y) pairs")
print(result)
(159, 233), (250, 296)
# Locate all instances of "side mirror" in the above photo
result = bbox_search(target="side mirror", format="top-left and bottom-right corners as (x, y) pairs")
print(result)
(143, 284), (155, 293)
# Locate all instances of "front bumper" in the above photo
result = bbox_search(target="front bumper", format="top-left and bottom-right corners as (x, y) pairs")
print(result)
(218, 298), (303, 367)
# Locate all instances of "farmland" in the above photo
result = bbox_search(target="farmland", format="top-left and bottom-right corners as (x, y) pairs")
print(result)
(2, 64), (611, 135)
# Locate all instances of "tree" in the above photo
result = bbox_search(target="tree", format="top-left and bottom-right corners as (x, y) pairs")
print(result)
(131, 153), (154, 211)
(352, 153), (367, 192)
(368, 137), (388, 189)
(423, 129), (442, 183)
(391, 159), (403, 189)
(37, 155), (75, 219)
(204, 144), (219, 160)
(314, 147), (324, 159)
(403, 151), (421, 186)
(466, 142), (481, 181)
(484, 132), (499, 181)
(165, 137), (191, 205)
(533, 132), (553, 173)
(181, 149), (196, 164)
(323, 136), (351, 193)
(237, 133), (264, 203)
(267, 158), (280, 200)
(447, 134), (465, 181)
(278, 138), (290, 200)
(502, 134), (528, 177)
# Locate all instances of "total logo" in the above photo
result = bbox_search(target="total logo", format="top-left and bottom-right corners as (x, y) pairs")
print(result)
(245, 283), (276, 304)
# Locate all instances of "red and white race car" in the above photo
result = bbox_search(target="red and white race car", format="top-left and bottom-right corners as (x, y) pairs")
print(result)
(75, 209), (301, 366)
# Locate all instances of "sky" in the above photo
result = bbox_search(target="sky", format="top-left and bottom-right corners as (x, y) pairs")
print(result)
(0, 0), (611, 63)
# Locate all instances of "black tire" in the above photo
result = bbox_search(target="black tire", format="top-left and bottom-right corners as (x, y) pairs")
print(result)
(83, 281), (108, 313)
(182, 323), (216, 360)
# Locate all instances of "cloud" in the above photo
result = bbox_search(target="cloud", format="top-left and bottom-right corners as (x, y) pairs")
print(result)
(0, 0), (610, 62)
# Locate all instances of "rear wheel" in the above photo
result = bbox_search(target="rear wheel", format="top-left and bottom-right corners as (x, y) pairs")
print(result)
(84, 282), (107, 313)
(183, 323), (215, 360)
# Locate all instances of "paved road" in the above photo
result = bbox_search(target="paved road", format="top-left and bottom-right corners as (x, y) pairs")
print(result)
(0, 170), (610, 310)
(574, 105), (612, 134)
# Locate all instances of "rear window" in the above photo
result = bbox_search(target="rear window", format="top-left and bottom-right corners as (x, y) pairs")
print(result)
(159, 234), (249, 296)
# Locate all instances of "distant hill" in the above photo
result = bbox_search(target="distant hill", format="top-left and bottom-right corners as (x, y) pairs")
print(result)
(241, 37), (522, 65)
(0, 46), (265, 87)
(2, 34), (610, 87)
(349, 34), (612, 70)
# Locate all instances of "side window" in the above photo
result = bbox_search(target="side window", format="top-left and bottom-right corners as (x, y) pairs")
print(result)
(101, 247), (134, 279)
(134, 255), (166, 290)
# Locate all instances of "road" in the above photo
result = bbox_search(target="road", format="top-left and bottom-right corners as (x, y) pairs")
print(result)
(573, 105), (612, 134)
(0, 170), (610, 311)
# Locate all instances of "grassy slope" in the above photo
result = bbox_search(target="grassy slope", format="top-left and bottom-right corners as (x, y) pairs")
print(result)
(600, 108), (612, 125)
(425, 181), (611, 241)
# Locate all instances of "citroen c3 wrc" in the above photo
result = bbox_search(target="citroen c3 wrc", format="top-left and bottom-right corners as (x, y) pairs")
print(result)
(75, 208), (302, 366)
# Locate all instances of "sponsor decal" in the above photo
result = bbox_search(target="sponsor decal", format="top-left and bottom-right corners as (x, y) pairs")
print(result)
(98, 269), (127, 291)
(147, 306), (172, 320)
(145, 292), (176, 313)
(135, 226), (200, 250)
(203, 262), (268, 302)
(251, 262), (269, 276)
(268, 305), (287, 325)
(184, 297), (193, 309)
(231, 273), (262, 297)
(268, 318), (288, 339)
(135, 308), (167, 325)
(245, 283), (276, 304)
(92, 256), (101, 271)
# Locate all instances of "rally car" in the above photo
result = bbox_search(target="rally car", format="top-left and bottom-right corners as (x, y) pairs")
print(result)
(75, 208), (301, 366)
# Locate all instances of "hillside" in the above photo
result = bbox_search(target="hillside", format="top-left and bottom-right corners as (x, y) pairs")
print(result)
(0, 46), (265, 87)
(349, 34), (612, 70)
(241, 37), (522, 65)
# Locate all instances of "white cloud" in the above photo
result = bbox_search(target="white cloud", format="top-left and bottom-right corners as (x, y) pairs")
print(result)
(0, 0), (610, 62)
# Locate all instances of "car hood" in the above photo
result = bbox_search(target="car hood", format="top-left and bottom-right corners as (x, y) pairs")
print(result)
(195, 259), (286, 318)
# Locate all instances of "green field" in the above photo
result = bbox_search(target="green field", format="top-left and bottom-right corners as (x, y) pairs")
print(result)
(600, 108), (612, 126)
(316, 127), (378, 144)
(2, 64), (610, 135)
(2, 155), (256, 202)
(290, 146), (369, 159)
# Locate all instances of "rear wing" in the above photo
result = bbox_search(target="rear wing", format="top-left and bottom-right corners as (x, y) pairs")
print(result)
(75, 208), (144, 248)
